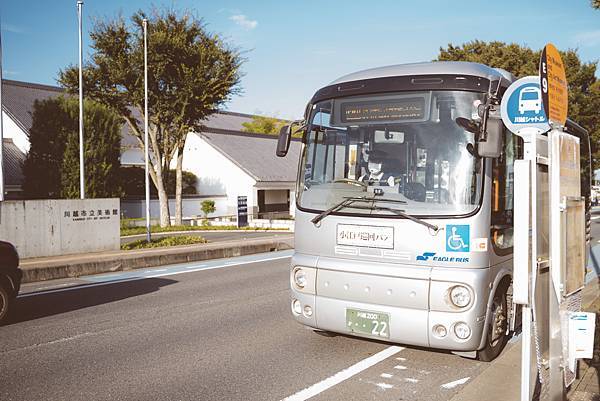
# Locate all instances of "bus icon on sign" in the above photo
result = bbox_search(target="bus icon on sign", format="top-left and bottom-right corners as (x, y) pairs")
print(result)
(518, 87), (542, 115)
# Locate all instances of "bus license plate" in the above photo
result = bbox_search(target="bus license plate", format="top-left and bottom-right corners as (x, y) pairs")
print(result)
(346, 308), (390, 339)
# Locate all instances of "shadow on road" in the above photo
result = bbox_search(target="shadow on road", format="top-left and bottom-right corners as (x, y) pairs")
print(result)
(6, 278), (177, 325)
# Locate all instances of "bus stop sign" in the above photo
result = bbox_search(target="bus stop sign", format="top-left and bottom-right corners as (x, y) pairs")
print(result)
(500, 76), (550, 134)
(540, 43), (568, 126)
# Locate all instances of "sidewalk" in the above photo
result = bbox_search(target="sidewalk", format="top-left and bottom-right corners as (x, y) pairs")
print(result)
(19, 234), (294, 283)
(451, 278), (600, 401)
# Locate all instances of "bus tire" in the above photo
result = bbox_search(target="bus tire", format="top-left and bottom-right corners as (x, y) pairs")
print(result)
(478, 284), (509, 362)
(0, 279), (11, 326)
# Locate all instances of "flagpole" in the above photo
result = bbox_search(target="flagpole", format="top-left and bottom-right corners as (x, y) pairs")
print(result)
(143, 18), (151, 242)
(77, 1), (85, 199)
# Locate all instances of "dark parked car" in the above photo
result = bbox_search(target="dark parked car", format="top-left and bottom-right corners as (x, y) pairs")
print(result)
(0, 241), (22, 325)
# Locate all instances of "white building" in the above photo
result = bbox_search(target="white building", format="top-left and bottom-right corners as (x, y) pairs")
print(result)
(2, 79), (301, 218)
(120, 111), (301, 219)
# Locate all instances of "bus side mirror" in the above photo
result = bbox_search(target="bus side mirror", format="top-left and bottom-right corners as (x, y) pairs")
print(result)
(276, 125), (291, 157)
(478, 119), (503, 158)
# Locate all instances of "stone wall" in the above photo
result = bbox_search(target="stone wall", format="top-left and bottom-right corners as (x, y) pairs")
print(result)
(0, 199), (120, 258)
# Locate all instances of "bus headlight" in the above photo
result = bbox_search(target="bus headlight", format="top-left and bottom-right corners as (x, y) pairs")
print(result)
(450, 285), (471, 308)
(454, 322), (471, 339)
(293, 268), (307, 289)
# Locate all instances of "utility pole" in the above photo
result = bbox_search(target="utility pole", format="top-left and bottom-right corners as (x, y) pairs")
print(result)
(77, 0), (85, 199)
(143, 18), (151, 242)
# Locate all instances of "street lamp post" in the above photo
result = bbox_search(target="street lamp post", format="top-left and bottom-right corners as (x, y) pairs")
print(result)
(143, 19), (151, 243)
(77, 1), (85, 199)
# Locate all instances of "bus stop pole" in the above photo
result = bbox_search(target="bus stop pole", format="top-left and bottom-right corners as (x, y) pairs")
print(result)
(514, 127), (545, 401)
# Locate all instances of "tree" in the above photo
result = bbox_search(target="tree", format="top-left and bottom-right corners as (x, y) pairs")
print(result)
(200, 200), (216, 220)
(438, 41), (600, 169)
(23, 96), (122, 199)
(60, 98), (123, 198)
(242, 115), (287, 135)
(59, 9), (242, 227)
(593, 0), (600, 9)
(119, 166), (197, 197)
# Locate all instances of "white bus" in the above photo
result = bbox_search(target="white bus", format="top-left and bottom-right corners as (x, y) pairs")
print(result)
(276, 61), (590, 361)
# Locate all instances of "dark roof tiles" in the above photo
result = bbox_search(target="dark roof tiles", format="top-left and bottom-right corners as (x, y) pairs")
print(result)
(3, 139), (25, 186)
(2, 79), (63, 133)
(199, 131), (300, 182)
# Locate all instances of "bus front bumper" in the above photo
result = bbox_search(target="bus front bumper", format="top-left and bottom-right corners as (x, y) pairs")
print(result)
(290, 289), (487, 352)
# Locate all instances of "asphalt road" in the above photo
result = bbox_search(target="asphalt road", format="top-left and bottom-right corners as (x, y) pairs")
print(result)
(120, 230), (291, 245)
(2, 252), (488, 401)
(3, 212), (599, 401)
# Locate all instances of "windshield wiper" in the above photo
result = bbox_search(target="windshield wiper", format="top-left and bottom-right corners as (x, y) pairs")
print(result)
(348, 204), (439, 232)
(311, 196), (425, 227)
(311, 196), (368, 225)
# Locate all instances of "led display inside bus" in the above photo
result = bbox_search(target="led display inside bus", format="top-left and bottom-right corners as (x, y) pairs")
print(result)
(334, 93), (431, 125)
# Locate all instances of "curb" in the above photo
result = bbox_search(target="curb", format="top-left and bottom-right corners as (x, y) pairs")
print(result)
(120, 229), (292, 239)
(451, 279), (599, 401)
(19, 236), (294, 283)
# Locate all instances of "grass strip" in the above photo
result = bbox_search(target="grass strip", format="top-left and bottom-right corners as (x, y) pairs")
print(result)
(121, 235), (207, 250)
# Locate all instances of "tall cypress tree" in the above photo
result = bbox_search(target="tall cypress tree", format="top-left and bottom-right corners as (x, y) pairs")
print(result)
(23, 96), (122, 199)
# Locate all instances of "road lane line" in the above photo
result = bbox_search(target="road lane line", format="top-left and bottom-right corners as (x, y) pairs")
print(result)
(2, 332), (97, 354)
(18, 252), (293, 298)
(440, 377), (470, 389)
(280, 346), (404, 401)
(146, 254), (292, 278)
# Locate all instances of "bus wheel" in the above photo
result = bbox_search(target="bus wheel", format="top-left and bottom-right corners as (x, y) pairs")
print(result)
(478, 285), (509, 362)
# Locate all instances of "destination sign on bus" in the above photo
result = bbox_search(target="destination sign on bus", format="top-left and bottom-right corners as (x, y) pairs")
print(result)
(336, 94), (430, 125)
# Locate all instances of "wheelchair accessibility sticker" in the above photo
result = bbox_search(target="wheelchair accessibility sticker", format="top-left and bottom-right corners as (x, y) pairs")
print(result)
(446, 225), (470, 252)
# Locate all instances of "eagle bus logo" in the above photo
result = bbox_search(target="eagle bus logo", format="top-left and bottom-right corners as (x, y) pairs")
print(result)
(416, 252), (470, 263)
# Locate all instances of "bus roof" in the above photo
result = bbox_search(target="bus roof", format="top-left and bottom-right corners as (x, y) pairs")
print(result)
(329, 61), (516, 86)
(309, 61), (517, 105)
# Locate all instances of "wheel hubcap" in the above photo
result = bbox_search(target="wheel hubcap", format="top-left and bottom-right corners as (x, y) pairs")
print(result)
(489, 299), (506, 346)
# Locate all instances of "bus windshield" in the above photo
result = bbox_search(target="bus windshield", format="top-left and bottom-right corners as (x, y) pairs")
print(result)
(298, 90), (485, 217)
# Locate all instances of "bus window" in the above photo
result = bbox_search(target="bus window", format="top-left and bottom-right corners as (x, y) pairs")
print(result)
(491, 129), (523, 252)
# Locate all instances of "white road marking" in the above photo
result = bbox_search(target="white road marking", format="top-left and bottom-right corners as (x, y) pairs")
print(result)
(380, 373), (393, 379)
(441, 377), (470, 389)
(281, 346), (404, 401)
(147, 254), (292, 278)
(395, 357), (406, 361)
(34, 283), (74, 291)
(393, 365), (407, 370)
(19, 253), (292, 298)
(405, 378), (419, 383)
(375, 382), (394, 390)
(3, 332), (96, 354)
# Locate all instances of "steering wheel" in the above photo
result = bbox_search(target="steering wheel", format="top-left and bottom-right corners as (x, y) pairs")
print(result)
(334, 178), (368, 189)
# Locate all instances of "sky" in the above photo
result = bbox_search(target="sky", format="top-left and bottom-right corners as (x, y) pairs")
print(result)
(2, 0), (600, 119)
